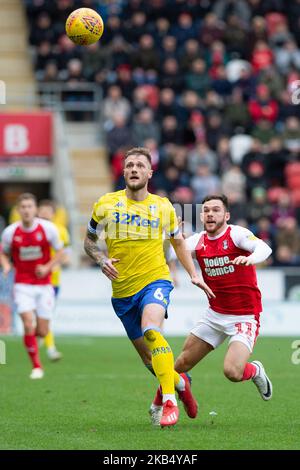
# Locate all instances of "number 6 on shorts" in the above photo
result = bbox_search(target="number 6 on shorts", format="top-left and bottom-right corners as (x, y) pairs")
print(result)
(154, 287), (164, 301)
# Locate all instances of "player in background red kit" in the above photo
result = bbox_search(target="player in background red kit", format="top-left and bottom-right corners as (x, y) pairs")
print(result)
(152, 194), (273, 414)
(1, 193), (64, 379)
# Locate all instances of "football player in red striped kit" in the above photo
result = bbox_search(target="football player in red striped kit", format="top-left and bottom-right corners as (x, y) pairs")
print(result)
(152, 194), (273, 416)
(1, 193), (64, 379)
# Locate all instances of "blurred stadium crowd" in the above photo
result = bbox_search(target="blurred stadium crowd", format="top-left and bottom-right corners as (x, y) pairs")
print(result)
(23, 0), (300, 266)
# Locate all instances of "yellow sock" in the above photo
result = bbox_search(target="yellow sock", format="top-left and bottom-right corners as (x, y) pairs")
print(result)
(174, 370), (181, 387)
(143, 329), (175, 395)
(44, 331), (55, 350)
(145, 362), (182, 388)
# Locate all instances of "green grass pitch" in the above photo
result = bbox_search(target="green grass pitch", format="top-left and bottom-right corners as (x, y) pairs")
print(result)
(0, 336), (299, 450)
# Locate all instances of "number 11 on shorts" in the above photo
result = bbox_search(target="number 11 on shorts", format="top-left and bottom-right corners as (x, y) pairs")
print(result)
(235, 322), (253, 336)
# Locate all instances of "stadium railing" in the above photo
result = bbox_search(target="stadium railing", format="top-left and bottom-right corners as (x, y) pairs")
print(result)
(38, 82), (103, 123)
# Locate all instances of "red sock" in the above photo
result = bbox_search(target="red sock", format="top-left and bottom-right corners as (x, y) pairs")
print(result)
(24, 334), (42, 369)
(153, 386), (163, 406)
(242, 363), (257, 381)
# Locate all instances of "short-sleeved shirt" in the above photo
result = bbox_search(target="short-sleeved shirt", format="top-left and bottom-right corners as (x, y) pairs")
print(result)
(186, 225), (265, 317)
(168, 224), (272, 318)
(1, 218), (63, 285)
(88, 189), (179, 298)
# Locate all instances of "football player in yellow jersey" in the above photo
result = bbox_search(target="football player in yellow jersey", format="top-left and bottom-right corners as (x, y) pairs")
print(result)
(84, 147), (214, 427)
(38, 200), (71, 361)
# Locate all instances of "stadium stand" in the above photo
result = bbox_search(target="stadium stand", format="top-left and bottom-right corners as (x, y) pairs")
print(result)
(1, 0), (299, 266)
(1, 0), (37, 108)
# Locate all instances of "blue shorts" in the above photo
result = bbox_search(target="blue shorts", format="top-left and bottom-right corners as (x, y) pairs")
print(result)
(111, 280), (174, 340)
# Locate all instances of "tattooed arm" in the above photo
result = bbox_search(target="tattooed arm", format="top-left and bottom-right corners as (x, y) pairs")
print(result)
(84, 231), (119, 280)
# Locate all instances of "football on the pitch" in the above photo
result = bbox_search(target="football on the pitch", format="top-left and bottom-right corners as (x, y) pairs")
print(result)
(65, 8), (104, 45)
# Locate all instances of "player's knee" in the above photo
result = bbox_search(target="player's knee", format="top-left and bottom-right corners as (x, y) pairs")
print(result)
(36, 326), (48, 338)
(23, 320), (35, 334)
(224, 364), (242, 382)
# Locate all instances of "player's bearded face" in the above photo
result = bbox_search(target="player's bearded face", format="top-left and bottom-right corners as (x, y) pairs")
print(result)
(124, 155), (153, 190)
(18, 200), (37, 224)
(201, 201), (230, 234)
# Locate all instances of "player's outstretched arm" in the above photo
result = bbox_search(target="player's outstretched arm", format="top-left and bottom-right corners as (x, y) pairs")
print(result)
(84, 231), (119, 280)
(231, 227), (272, 266)
(170, 235), (215, 299)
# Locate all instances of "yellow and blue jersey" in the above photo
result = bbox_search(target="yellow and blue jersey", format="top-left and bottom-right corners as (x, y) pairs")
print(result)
(88, 189), (179, 298)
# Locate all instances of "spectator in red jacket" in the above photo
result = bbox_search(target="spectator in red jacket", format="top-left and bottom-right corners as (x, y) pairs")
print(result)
(251, 40), (273, 72)
(249, 83), (279, 123)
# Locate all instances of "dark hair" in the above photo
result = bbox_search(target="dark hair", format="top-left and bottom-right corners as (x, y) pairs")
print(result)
(124, 147), (152, 165)
(17, 193), (37, 205)
(38, 199), (56, 211)
(202, 194), (229, 210)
